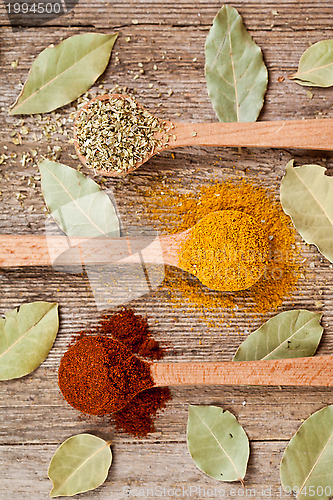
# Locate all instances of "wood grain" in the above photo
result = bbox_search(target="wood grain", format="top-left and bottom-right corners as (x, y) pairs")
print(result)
(151, 356), (333, 387)
(0, 232), (187, 269)
(1, 1), (333, 498)
(0, 442), (295, 499)
(74, 93), (333, 175)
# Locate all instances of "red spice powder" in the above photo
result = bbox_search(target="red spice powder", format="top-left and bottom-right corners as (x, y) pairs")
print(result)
(58, 336), (153, 415)
(98, 308), (171, 437)
(59, 308), (171, 437)
(113, 387), (171, 437)
(99, 308), (164, 360)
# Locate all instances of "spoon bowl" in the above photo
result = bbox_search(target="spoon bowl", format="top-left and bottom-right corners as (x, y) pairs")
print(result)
(73, 93), (170, 176)
(73, 93), (333, 177)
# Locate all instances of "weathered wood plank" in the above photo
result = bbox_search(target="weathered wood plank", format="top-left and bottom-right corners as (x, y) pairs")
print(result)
(1, 365), (333, 444)
(0, 0), (332, 31)
(0, 441), (304, 499)
(0, 1), (333, 498)
(1, 238), (332, 349)
(1, 26), (333, 121)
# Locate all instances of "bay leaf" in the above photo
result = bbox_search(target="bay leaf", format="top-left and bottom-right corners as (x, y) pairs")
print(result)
(10, 33), (118, 115)
(233, 310), (323, 361)
(280, 160), (333, 263)
(205, 5), (268, 122)
(0, 302), (58, 381)
(280, 405), (333, 499)
(39, 160), (120, 238)
(187, 405), (249, 482)
(290, 40), (333, 87)
(48, 433), (112, 497)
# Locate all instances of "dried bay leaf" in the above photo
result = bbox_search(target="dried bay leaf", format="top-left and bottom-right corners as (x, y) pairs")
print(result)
(280, 160), (333, 263)
(39, 160), (120, 238)
(48, 433), (112, 497)
(280, 405), (333, 499)
(10, 33), (118, 115)
(187, 405), (249, 482)
(205, 5), (268, 122)
(290, 40), (333, 87)
(233, 310), (323, 361)
(0, 302), (58, 380)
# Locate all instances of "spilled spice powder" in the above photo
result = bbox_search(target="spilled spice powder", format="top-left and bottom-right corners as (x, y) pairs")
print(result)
(59, 308), (171, 437)
(98, 309), (171, 436)
(99, 308), (164, 360)
(139, 178), (301, 318)
(114, 387), (171, 437)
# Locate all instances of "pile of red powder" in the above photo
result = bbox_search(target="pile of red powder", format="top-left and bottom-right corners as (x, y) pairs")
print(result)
(59, 308), (171, 437)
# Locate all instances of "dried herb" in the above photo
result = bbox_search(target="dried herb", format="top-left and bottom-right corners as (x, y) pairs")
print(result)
(48, 433), (112, 497)
(280, 405), (333, 499)
(290, 39), (333, 87)
(233, 309), (323, 361)
(281, 160), (333, 263)
(10, 33), (118, 115)
(39, 160), (120, 237)
(205, 5), (267, 122)
(187, 405), (249, 483)
(0, 302), (59, 380)
(75, 95), (166, 173)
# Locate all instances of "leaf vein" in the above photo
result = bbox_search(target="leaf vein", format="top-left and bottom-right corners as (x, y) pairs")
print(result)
(196, 413), (243, 481)
(0, 305), (54, 361)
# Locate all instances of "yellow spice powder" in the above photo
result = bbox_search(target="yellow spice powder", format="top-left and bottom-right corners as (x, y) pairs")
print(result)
(178, 210), (269, 292)
(140, 178), (300, 317)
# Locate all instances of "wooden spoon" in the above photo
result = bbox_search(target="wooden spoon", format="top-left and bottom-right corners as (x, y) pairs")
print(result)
(140, 354), (333, 413)
(0, 211), (267, 292)
(73, 93), (333, 176)
(60, 335), (333, 414)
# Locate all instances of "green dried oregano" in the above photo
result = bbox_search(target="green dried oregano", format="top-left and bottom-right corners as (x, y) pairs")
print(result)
(75, 95), (166, 173)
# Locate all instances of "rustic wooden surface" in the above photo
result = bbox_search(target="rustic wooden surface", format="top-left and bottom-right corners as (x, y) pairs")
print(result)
(0, 1), (333, 499)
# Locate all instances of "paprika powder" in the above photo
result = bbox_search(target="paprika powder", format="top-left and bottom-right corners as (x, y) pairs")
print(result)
(58, 336), (152, 415)
(58, 308), (171, 437)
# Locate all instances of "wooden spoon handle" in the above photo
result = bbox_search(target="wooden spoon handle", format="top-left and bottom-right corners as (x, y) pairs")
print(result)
(166, 119), (333, 151)
(0, 234), (181, 268)
(151, 355), (333, 387)
(0, 235), (63, 267)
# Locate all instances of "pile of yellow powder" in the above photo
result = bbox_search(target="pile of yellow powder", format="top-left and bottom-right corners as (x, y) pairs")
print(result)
(178, 210), (270, 292)
(139, 177), (301, 320)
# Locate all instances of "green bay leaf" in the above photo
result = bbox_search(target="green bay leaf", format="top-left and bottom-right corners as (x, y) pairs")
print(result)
(205, 5), (268, 122)
(10, 32), (118, 115)
(0, 302), (59, 380)
(281, 405), (333, 499)
(39, 160), (120, 238)
(233, 310), (323, 361)
(48, 433), (112, 497)
(280, 160), (333, 263)
(187, 405), (249, 482)
(291, 40), (333, 87)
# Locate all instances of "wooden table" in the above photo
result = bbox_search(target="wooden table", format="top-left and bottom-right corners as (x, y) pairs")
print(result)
(0, 1), (332, 498)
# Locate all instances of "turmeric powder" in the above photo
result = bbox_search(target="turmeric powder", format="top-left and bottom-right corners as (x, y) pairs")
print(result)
(179, 210), (269, 291)
(139, 177), (300, 318)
